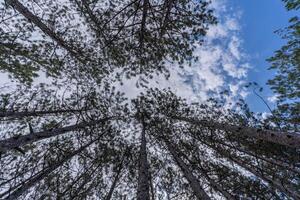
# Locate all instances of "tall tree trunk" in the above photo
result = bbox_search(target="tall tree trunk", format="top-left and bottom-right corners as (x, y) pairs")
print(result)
(0, 109), (83, 119)
(149, 171), (155, 200)
(57, 161), (102, 198)
(210, 137), (300, 174)
(199, 139), (300, 199)
(137, 122), (150, 200)
(0, 116), (114, 152)
(197, 165), (234, 200)
(139, 0), (149, 48)
(170, 115), (300, 148)
(178, 145), (235, 200)
(1, 136), (100, 200)
(162, 137), (211, 200)
(104, 150), (126, 200)
(6, 0), (84, 62)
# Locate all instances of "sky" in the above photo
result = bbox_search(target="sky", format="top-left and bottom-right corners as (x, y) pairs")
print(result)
(116, 0), (297, 115)
(117, 0), (297, 114)
(0, 0), (296, 114)
(229, 0), (297, 113)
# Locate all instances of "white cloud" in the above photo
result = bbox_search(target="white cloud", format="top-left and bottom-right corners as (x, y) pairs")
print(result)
(225, 18), (240, 31)
(267, 94), (279, 103)
(262, 112), (272, 119)
(117, 0), (251, 105)
(0, 0), (250, 106)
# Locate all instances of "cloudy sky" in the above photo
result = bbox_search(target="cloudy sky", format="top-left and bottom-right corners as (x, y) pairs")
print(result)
(0, 0), (295, 114)
(117, 0), (296, 113)
(231, 0), (297, 112)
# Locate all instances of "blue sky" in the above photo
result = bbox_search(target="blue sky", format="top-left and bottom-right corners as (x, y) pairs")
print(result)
(0, 0), (296, 115)
(230, 0), (297, 112)
(77, 0), (297, 114)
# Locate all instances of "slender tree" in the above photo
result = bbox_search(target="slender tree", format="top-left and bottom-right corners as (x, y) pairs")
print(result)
(104, 148), (127, 200)
(0, 0), (299, 199)
(162, 136), (210, 200)
(1, 133), (103, 200)
(137, 119), (150, 200)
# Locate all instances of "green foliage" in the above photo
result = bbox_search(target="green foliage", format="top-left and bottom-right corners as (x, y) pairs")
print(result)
(1, 0), (215, 85)
(282, 0), (300, 10)
(267, 3), (300, 129)
(0, 0), (299, 199)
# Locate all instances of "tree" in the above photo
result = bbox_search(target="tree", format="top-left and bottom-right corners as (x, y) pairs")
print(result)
(267, 1), (299, 130)
(1, 0), (215, 84)
(0, 0), (299, 199)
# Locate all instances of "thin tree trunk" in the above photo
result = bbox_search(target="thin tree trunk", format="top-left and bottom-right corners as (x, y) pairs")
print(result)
(139, 0), (149, 48)
(2, 136), (100, 200)
(0, 116), (114, 152)
(178, 145), (235, 200)
(6, 0), (84, 61)
(170, 115), (300, 148)
(160, 0), (173, 37)
(137, 122), (150, 200)
(73, 0), (103, 36)
(211, 138), (300, 174)
(162, 137), (211, 200)
(199, 139), (300, 199)
(80, 0), (102, 29)
(198, 166), (234, 200)
(149, 171), (155, 200)
(104, 150), (126, 200)
(0, 109), (83, 119)
(57, 161), (101, 198)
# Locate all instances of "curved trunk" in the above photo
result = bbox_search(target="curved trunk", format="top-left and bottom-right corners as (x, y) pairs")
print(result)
(170, 115), (300, 148)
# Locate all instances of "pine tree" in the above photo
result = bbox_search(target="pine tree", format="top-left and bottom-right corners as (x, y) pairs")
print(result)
(267, 1), (299, 130)
(0, 0), (299, 199)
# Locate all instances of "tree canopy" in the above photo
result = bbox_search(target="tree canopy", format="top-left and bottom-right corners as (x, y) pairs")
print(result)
(0, 0), (299, 199)
(267, 1), (299, 130)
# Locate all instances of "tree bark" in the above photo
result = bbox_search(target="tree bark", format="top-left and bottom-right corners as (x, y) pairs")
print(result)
(6, 0), (83, 61)
(2, 136), (100, 200)
(57, 161), (102, 198)
(179, 147), (235, 200)
(163, 138), (211, 200)
(198, 166), (234, 200)
(137, 122), (150, 200)
(211, 138), (300, 174)
(0, 116), (114, 152)
(0, 109), (82, 119)
(199, 139), (300, 199)
(104, 150), (126, 200)
(170, 115), (300, 148)
(149, 171), (155, 200)
(139, 0), (149, 48)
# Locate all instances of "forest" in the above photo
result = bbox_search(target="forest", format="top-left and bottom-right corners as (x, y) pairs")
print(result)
(0, 0), (299, 199)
